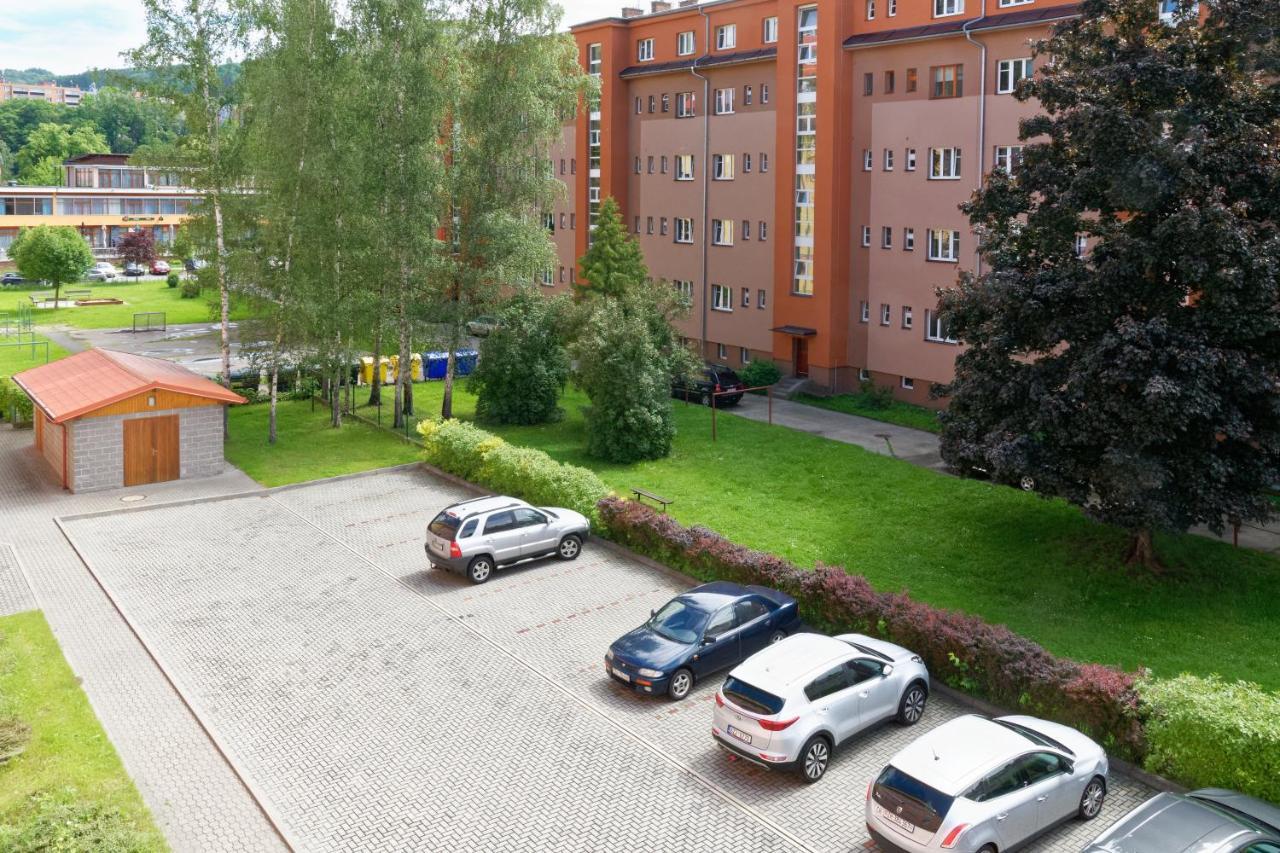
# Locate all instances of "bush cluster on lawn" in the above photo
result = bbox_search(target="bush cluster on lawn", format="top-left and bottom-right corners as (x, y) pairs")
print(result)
(418, 419), (611, 524)
(0, 378), (33, 424)
(166, 272), (180, 289)
(179, 279), (200, 299)
(1139, 675), (1280, 802)
(0, 790), (155, 852)
(597, 496), (1147, 760)
(468, 291), (570, 425)
(739, 359), (782, 389)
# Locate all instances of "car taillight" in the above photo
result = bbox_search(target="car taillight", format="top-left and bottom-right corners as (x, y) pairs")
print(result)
(715, 383), (721, 392)
(758, 716), (799, 731)
(449, 541), (462, 558)
(715, 692), (724, 707)
(940, 824), (969, 849)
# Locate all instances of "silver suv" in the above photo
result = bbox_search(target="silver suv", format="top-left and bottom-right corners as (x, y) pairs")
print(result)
(425, 495), (589, 584)
(712, 632), (930, 783)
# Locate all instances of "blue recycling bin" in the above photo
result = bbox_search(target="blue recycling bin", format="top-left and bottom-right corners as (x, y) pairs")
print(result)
(456, 349), (478, 377)
(424, 351), (448, 380)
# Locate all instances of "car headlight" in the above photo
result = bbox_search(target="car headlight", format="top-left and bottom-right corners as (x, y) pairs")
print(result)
(605, 649), (614, 661)
(638, 667), (664, 678)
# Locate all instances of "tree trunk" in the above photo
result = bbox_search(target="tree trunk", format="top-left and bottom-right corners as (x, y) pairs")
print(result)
(268, 363), (279, 445)
(368, 322), (382, 406)
(442, 337), (456, 420)
(331, 367), (342, 428)
(398, 309), (413, 421)
(1123, 528), (1162, 571)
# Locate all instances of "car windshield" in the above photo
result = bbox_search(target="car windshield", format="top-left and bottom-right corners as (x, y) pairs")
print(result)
(877, 766), (956, 819)
(428, 511), (461, 541)
(723, 676), (785, 715)
(714, 367), (742, 384)
(647, 599), (709, 644)
(992, 719), (1073, 756)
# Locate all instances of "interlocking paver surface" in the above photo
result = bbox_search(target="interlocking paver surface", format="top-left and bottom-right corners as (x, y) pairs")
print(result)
(62, 464), (1156, 852)
(0, 543), (35, 616)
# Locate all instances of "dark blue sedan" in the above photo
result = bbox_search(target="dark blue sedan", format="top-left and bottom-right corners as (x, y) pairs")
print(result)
(605, 581), (801, 700)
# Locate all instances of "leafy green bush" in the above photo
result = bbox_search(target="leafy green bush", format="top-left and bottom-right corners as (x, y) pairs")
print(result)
(1139, 675), (1280, 801)
(289, 376), (320, 401)
(179, 280), (200, 299)
(7, 384), (33, 425)
(740, 359), (782, 388)
(166, 272), (180, 289)
(0, 379), (12, 422)
(0, 789), (158, 852)
(469, 291), (571, 425)
(418, 419), (610, 525)
(859, 379), (895, 410)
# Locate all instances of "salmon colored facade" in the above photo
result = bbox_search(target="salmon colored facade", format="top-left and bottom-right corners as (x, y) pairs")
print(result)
(552, 0), (1083, 403)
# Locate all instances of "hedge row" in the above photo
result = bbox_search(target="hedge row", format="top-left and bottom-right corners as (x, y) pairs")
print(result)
(0, 378), (33, 424)
(417, 419), (611, 525)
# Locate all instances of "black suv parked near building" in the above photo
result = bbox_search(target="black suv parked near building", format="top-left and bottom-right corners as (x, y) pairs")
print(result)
(672, 364), (746, 407)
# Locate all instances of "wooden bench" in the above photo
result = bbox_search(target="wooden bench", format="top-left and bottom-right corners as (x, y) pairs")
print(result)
(630, 487), (673, 513)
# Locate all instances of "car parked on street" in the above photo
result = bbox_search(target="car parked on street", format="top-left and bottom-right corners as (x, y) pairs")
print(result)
(123, 262), (146, 277)
(712, 632), (929, 783)
(1, 272), (26, 285)
(86, 262), (119, 281)
(672, 364), (746, 407)
(866, 714), (1108, 853)
(1083, 788), (1280, 853)
(425, 495), (589, 584)
(151, 259), (171, 275)
(605, 581), (800, 700)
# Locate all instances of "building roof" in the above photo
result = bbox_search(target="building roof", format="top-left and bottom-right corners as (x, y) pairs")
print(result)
(843, 3), (1081, 49)
(63, 153), (131, 166)
(11, 348), (244, 423)
(620, 46), (778, 78)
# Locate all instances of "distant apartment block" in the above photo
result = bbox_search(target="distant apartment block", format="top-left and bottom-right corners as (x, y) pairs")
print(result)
(0, 80), (84, 106)
(548, 0), (1087, 405)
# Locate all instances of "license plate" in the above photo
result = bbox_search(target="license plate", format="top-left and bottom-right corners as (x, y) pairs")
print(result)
(726, 725), (752, 745)
(875, 803), (917, 834)
(612, 667), (630, 682)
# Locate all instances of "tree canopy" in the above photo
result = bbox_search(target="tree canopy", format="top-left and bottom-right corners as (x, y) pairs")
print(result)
(576, 196), (648, 300)
(13, 225), (94, 303)
(937, 0), (1280, 568)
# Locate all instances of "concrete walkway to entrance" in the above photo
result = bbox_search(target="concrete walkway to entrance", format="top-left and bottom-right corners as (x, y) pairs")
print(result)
(730, 393), (1280, 555)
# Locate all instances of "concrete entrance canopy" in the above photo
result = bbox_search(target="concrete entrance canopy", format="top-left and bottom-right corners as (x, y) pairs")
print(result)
(12, 348), (243, 492)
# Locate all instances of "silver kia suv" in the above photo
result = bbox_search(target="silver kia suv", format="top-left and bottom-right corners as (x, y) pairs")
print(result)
(425, 495), (590, 584)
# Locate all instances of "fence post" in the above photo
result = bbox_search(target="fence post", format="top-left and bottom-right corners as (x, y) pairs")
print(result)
(768, 385), (773, 426)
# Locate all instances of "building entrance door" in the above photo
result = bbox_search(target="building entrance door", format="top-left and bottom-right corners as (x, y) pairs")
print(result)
(792, 338), (809, 378)
(123, 415), (180, 486)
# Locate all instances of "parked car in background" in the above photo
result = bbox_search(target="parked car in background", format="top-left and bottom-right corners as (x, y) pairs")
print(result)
(1083, 788), (1280, 853)
(123, 262), (145, 277)
(712, 632), (929, 783)
(605, 581), (800, 700)
(425, 495), (589, 584)
(866, 714), (1108, 853)
(466, 315), (499, 337)
(672, 364), (746, 407)
(184, 258), (208, 272)
(150, 259), (171, 275)
(86, 263), (119, 281)
(1, 272), (26, 285)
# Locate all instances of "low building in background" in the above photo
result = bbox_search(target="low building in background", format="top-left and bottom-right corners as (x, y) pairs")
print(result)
(0, 80), (84, 106)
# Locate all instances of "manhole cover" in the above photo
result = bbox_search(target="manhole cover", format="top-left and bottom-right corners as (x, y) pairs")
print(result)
(120, 494), (147, 503)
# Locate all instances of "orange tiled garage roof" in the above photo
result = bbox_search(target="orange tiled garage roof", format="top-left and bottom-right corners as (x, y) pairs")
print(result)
(11, 348), (244, 423)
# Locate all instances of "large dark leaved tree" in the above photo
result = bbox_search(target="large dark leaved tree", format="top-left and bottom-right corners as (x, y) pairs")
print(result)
(938, 0), (1280, 568)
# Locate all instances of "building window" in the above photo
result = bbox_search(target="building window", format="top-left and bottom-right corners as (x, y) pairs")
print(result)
(761, 152), (769, 172)
(740, 347), (751, 363)
(902, 376), (915, 390)
(859, 367), (871, 381)
(674, 279), (694, 302)
(716, 24), (736, 49)
(927, 228), (960, 261)
(675, 218), (694, 243)
(866, 0), (876, 19)
(860, 301), (870, 322)
(661, 154), (669, 174)
(1074, 234), (1088, 257)
(906, 67), (918, 92)
(904, 227), (915, 251)
(994, 145), (1024, 175)
(646, 216), (654, 234)
(931, 64), (963, 98)
(742, 220), (751, 240)
(997, 58), (1033, 94)
(717, 343), (728, 359)
(661, 93), (670, 112)
(541, 268), (554, 285)
(559, 266), (566, 282)
(712, 284), (733, 310)
(905, 147), (917, 170)
(647, 155), (655, 173)
(929, 147), (962, 179)
(880, 303), (891, 325)
(713, 153), (735, 180)
(933, 0), (964, 16)
(634, 156), (642, 174)
(648, 95), (656, 113)
(863, 149), (874, 171)
(889, 0), (898, 14)
(675, 154), (695, 180)
(881, 226), (893, 248)
(925, 309), (957, 342)
(743, 153), (752, 172)
(714, 88), (735, 115)
(758, 288), (767, 308)
(999, 0), (1033, 4)
(634, 215), (641, 233)
(761, 83), (770, 104)
(864, 73), (874, 96)
(677, 31), (695, 56)
(884, 149), (895, 170)
(759, 221), (767, 241)
(559, 158), (565, 174)
(741, 288), (751, 308)
(660, 217), (668, 236)
(712, 219), (735, 246)
(677, 91), (696, 117)
(587, 43), (602, 76)
(559, 212), (566, 229)
(902, 305), (913, 328)
(885, 70), (895, 94)
(543, 212), (555, 232)
(763, 16), (778, 43)
(570, 159), (576, 174)
(570, 212), (576, 228)
(744, 85), (753, 105)
(1158, 0), (1198, 22)
(570, 268), (576, 283)
(861, 225), (872, 247)
(635, 96), (643, 114)
(638, 38), (654, 62)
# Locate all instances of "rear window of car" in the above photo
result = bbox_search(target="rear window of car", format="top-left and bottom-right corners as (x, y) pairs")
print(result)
(723, 676), (785, 716)
(876, 765), (955, 821)
(714, 367), (742, 385)
(428, 511), (461, 540)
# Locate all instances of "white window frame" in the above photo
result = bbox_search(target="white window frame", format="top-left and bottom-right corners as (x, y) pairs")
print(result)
(1074, 234), (1089, 258)
(759, 221), (767, 241)
(741, 288), (751, 308)
(758, 288), (767, 308)
(713, 153), (735, 180)
(929, 147), (962, 180)
(674, 218), (694, 244)
(998, 0), (1032, 5)
(881, 226), (893, 249)
(712, 219), (735, 246)
(925, 309), (958, 343)
(906, 148), (917, 171)
(676, 91), (696, 118)
(674, 279), (694, 302)
(712, 284), (733, 311)
(884, 148), (895, 170)
(714, 87), (735, 115)
(637, 38), (654, 62)
(677, 31), (695, 56)
(904, 227), (915, 251)
(761, 84), (770, 104)
(902, 305), (913, 328)
(740, 347), (751, 363)
(761, 152), (769, 172)
(717, 343), (728, 359)
(902, 376), (915, 390)
(866, 0), (876, 19)
(994, 144), (1025, 175)
(863, 150), (874, 171)
(675, 154), (695, 180)
(860, 301), (870, 322)
(888, 0), (898, 14)
(763, 16), (778, 43)
(933, 0), (964, 16)
(880, 303), (892, 325)
(927, 228), (960, 262)
(587, 43), (602, 76)
(716, 23), (736, 50)
(997, 58), (1033, 94)
(861, 226), (872, 247)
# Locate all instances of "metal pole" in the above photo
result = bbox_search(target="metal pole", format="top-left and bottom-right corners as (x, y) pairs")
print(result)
(711, 393), (717, 442)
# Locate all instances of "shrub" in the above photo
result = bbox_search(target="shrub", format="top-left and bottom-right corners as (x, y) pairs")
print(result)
(179, 280), (200, 299)
(0, 379), (12, 422)
(1139, 675), (1280, 801)
(166, 272), (180, 289)
(7, 385), (33, 425)
(289, 376), (320, 401)
(0, 789), (158, 852)
(740, 359), (782, 389)
(859, 379), (895, 410)
(418, 419), (498, 481)
(597, 496), (1147, 760)
(468, 291), (571, 425)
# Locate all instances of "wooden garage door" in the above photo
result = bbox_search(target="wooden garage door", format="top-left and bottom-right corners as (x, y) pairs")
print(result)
(123, 416), (180, 487)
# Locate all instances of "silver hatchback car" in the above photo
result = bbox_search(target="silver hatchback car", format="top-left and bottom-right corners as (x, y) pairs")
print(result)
(712, 632), (931, 783)
(425, 495), (589, 584)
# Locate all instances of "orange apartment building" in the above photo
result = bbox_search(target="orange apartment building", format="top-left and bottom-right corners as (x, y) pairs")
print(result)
(546, 0), (1089, 404)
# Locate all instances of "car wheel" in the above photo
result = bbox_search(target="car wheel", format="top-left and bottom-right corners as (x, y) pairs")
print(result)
(897, 682), (928, 725)
(798, 736), (831, 784)
(1078, 776), (1106, 820)
(977, 846), (997, 853)
(767, 629), (787, 644)
(700, 391), (712, 406)
(466, 556), (494, 584)
(1020, 476), (1036, 492)
(557, 534), (582, 560)
(667, 668), (694, 701)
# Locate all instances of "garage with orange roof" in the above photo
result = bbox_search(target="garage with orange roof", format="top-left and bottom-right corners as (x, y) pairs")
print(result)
(12, 349), (244, 493)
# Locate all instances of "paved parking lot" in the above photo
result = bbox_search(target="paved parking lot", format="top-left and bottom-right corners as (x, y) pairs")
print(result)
(61, 466), (1153, 852)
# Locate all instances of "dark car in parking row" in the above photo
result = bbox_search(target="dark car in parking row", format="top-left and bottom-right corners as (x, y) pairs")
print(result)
(672, 364), (746, 407)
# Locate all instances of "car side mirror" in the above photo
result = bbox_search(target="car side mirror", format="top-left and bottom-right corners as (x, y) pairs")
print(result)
(702, 634), (717, 645)
(650, 609), (656, 618)
(881, 664), (894, 677)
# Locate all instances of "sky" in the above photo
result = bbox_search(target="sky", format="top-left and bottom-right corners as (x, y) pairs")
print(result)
(0, 0), (625, 77)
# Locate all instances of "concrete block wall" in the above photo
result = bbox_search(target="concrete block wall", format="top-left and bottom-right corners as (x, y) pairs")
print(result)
(179, 405), (225, 479)
(68, 405), (227, 494)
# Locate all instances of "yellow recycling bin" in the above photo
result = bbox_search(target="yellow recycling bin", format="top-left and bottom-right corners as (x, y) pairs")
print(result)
(359, 356), (397, 385)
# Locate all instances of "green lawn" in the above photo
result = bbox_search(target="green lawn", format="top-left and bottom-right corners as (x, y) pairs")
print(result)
(0, 611), (165, 850)
(795, 391), (943, 434)
(0, 278), (248, 329)
(0, 333), (70, 379)
(228, 383), (1280, 689)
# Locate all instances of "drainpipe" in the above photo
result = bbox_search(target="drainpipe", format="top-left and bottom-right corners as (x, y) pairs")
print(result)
(692, 5), (712, 359)
(963, 0), (989, 276)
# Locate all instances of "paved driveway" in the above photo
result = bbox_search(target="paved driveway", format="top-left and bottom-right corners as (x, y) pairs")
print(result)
(61, 466), (1152, 852)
